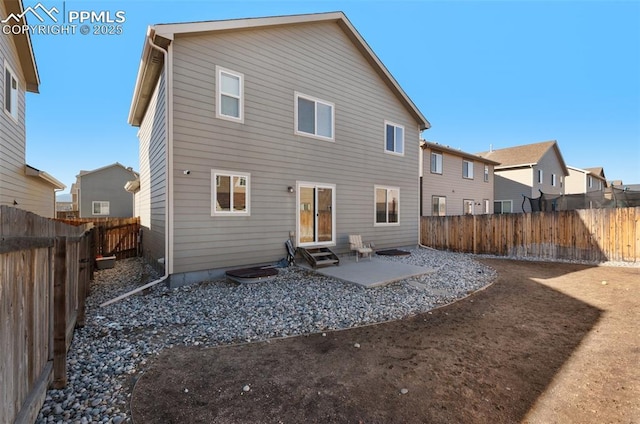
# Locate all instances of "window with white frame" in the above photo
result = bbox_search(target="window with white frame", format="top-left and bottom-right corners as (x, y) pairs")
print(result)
(92, 201), (110, 215)
(494, 200), (512, 214)
(384, 122), (404, 155)
(4, 64), (18, 121)
(432, 196), (446, 216)
(484, 164), (489, 182)
(537, 169), (543, 184)
(431, 152), (443, 174)
(295, 92), (334, 140)
(588, 175), (593, 188)
(463, 199), (474, 215)
(375, 186), (399, 225)
(212, 170), (250, 216)
(599, 180), (603, 190)
(483, 199), (490, 214)
(463, 160), (474, 179)
(551, 173), (557, 187)
(216, 66), (243, 122)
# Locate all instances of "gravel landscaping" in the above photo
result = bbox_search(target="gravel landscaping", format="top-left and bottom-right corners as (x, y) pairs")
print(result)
(36, 247), (496, 423)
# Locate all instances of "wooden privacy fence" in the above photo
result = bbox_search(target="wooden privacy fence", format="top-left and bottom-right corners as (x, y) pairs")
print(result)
(56, 217), (141, 260)
(421, 207), (640, 263)
(0, 206), (93, 424)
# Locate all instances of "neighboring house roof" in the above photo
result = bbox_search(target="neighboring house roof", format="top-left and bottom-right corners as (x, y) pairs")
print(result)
(2, 0), (40, 92)
(128, 11), (430, 130)
(76, 162), (139, 179)
(567, 165), (608, 184)
(25, 165), (65, 189)
(476, 140), (569, 175)
(421, 140), (500, 165)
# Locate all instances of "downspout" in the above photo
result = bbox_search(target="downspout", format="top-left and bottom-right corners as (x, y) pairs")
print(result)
(101, 32), (170, 307)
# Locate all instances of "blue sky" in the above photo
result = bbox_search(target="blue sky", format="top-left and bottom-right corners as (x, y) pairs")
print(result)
(20, 0), (640, 193)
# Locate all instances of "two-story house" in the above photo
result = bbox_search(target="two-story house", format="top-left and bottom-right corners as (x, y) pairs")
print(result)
(563, 166), (608, 209)
(477, 140), (569, 213)
(75, 163), (138, 218)
(128, 12), (430, 286)
(0, 0), (65, 218)
(421, 141), (499, 216)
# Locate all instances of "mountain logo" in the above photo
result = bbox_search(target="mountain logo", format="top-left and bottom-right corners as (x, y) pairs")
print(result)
(1, 3), (59, 24)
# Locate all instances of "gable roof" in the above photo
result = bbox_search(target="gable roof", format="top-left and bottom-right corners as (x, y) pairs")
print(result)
(421, 140), (500, 165)
(128, 11), (429, 130)
(76, 162), (139, 179)
(25, 164), (65, 189)
(568, 166), (607, 184)
(2, 0), (40, 92)
(476, 140), (569, 175)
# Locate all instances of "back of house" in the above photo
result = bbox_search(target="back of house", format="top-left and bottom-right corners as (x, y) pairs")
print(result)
(129, 12), (429, 285)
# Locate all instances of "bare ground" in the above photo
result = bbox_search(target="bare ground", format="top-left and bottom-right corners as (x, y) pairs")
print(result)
(130, 260), (639, 423)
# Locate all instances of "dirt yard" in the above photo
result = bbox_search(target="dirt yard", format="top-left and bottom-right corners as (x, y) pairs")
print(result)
(130, 260), (639, 423)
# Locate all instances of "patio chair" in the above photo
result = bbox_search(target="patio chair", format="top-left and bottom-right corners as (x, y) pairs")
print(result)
(349, 235), (374, 262)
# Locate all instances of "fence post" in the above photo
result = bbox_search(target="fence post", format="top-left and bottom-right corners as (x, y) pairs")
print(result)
(76, 234), (89, 328)
(53, 237), (68, 389)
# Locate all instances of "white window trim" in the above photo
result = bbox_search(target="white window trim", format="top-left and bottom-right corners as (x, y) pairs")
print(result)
(384, 121), (405, 156)
(431, 152), (443, 174)
(483, 199), (490, 214)
(588, 176), (593, 188)
(4, 61), (19, 123)
(463, 160), (474, 179)
(463, 199), (475, 215)
(215, 66), (244, 123)
(494, 200), (513, 214)
(296, 181), (336, 247)
(537, 169), (543, 184)
(294, 91), (335, 141)
(211, 169), (251, 216)
(484, 164), (489, 182)
(374, 185), (400, 226)
(92, 201), (110, 216)
(551, 173), (557, 187)
(432, 195), (446, 216)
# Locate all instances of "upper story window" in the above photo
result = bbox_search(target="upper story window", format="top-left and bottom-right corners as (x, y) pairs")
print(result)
(212, 170), (250, 216)
(537, 169), (543, 184)
(375, 186), (400, 225)
(216, 66), (244, 122)
(295, 92), (334, 140)
(463, 160), (474, 179)
(384, 121), (404, 155)
(599, 180), (603, 190)
(551, 173), (557, 187)
(484, 164), (489, 182)
(431, 152), (443, 174)
(588, 175), (593, 188)
(4, 63), (18, 121)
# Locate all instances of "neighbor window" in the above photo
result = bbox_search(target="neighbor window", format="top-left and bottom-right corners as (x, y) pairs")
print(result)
(599, 181), (603, 190)
(588, 175), (593, 188)
(431, 152), (443, 174)
(463, 160), (474, 179)
(212, 170), (250, 216)
(484, 164), (489, 182)
(4, 64), (18, 121)
(551, 173), (557, 187)
(375, 186), (400, 225)
(537, 169), (543, 184)
(463, 199), (474, 215)
(384, 122), (404, 155)
(432, 196), (446, 216)
(92, 201), (110, 215)
(494, 200), (512, 214)
(216, 66), (244, 122)
(295, 92), (334, 140)
(483, 199), (490, 214)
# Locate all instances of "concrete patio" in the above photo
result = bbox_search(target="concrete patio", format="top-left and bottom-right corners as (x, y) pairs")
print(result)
(301, 255), (434, 288)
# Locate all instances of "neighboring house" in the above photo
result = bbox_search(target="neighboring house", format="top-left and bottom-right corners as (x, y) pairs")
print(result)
(128, 12), (430, 286)
(563, 166), (607, 209)
(0, 0), (65, 217)
(75, 163), (138, 218)
(477, 140), (569, 213)
(421, 141), (499, 216)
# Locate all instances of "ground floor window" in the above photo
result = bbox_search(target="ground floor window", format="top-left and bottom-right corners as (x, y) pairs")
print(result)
(494, 200), (512, 214)
(92, 201), (110, 215)
(432, 196), (446, 216)
(375, 186), (400, 225)
(483, 199), (490, 214)
(212, 170), (250, 216)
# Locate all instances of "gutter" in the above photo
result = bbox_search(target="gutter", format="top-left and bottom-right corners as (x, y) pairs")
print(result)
(101, 30), (171, 307)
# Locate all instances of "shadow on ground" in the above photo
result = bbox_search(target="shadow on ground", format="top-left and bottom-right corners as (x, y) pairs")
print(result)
(130, 260), (607, 424)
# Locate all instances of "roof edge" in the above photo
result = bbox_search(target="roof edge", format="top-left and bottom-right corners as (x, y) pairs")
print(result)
(422, 141), (500, 165)
(25, 165), (65, 189)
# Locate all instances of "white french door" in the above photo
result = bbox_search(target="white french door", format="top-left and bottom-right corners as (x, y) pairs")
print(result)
(297, 182), (336, 247)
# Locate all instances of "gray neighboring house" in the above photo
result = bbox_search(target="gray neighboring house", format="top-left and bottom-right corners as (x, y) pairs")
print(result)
(128, 12), (430, 286)
(0, 0), (65, 218)
(76, 163), (138, 218)
(477, 140), (569, 213)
